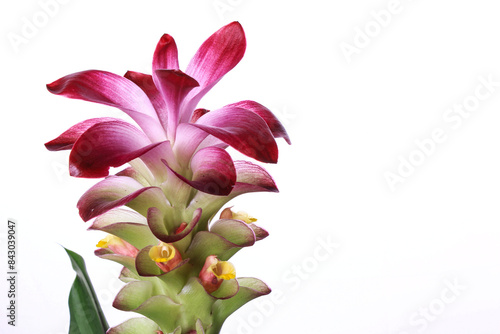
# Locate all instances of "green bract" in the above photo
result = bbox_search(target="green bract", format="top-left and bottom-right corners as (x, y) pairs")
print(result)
(96, 210), (270, 333)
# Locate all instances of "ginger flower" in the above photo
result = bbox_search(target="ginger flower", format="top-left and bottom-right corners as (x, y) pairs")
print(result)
(220, 207), (257, 224)
(199, 255), (236, 293)
(96, 234), (138, 258)
(148, 242), (183, 272)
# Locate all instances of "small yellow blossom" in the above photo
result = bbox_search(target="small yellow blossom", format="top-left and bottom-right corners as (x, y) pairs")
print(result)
(149, 242), (177, 263)
(220, 207), (257, 224)
(211, 260), (236, 280)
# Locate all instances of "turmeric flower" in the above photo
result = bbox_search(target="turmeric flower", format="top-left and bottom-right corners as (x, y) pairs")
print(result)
(47, 22), (289, 334)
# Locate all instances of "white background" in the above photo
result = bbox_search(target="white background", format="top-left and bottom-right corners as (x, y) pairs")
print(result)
(1, 0), (500, 333)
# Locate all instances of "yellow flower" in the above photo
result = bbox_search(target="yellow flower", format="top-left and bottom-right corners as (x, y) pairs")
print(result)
(96, 234), (138, 258)
(149, 243), (177, 262)
(96, 234), (119, 248)
(199, 255), (236, 293)
(148, 242), (183, 272)
(211, 260), (236, 280)
(220, 207), (257, 224)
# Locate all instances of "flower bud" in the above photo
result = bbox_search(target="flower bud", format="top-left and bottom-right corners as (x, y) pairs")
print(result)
(175, 222), (188, 234)
(96, 234), (138, 257)
(199, 255), (236, 293)
(148, 242), (183, 272)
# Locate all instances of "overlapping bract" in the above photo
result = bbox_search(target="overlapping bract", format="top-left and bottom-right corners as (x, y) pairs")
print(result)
(46, 22), (289, 334)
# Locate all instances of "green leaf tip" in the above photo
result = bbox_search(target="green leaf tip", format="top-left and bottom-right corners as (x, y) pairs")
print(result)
(64, 247), (109, 334)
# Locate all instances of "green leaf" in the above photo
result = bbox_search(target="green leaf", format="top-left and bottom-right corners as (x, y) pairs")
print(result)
(64, 247), (109, 334)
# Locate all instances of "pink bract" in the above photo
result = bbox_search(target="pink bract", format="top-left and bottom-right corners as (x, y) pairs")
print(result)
(45, 22), (290, 197)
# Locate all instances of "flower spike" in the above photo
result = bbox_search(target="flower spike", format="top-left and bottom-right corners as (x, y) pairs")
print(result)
(46, 22), (287, 333)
